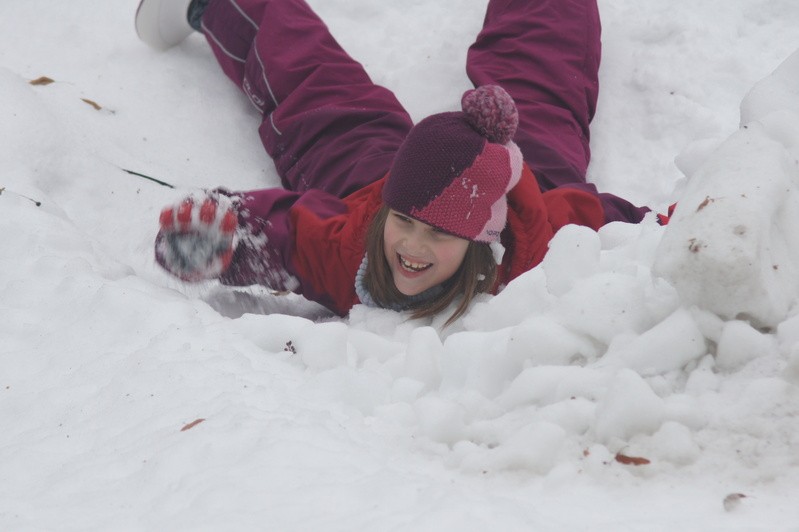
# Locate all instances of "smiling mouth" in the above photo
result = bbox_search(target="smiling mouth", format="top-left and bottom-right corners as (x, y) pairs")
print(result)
(398, 254), (432, 273)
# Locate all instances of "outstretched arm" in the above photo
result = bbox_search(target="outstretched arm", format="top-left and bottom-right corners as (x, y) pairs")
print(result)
(155, 186), (305, 291)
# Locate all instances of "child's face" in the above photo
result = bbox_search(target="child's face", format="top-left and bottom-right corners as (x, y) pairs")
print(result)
(383, 209), (470, 296)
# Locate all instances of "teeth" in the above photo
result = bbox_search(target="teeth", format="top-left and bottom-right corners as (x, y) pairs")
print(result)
(399, 255), (431, 272)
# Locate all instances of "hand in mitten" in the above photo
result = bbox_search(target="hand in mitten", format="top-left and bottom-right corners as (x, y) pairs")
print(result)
(155, 193), (238, 282)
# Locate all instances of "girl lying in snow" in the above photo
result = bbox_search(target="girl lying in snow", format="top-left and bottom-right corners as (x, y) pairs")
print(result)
(137, 0), (650, 324)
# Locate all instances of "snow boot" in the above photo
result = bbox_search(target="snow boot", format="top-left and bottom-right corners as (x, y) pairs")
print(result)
(135, 0), (195, 50)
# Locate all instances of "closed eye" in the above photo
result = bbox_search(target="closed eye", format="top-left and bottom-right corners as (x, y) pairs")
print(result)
(430, 226), (456, 239)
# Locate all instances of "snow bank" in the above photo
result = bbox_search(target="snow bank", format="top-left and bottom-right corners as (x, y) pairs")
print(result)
(654, 48), (799, 328)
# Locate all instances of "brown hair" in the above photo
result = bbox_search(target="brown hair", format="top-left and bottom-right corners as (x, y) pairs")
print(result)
(363, 205), (498, 326)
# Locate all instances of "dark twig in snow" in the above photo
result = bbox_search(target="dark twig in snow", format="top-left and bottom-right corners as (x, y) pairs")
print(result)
(121, 168), (175, 188)
(0, 186), (42, 206)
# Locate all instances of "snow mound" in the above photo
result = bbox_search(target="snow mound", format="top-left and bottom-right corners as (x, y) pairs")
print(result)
(654, 48), (799, 327)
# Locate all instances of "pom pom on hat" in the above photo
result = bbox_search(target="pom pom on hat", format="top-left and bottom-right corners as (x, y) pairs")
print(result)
(461, 85), (519, 144)
(382, 85), (524, 243)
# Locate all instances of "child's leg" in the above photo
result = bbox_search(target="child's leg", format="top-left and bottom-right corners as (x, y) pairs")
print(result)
(466, 0), (648, 223)
(200, 0), (412, 198)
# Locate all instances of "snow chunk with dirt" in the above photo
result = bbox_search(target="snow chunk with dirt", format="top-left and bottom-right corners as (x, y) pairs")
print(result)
(655, 49), (799, 328)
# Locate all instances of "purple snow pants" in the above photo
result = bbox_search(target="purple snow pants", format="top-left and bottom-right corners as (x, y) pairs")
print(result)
(200, 0), (648, 223)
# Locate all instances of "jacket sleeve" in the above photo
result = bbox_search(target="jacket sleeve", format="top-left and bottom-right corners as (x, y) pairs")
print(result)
(216, 187), (347, 293)
(288, 180), (384, 315)
(541, 187), (605, 231)
(498, 164), (606, 285)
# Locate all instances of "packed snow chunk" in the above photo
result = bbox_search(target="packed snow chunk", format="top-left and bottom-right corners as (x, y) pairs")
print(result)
(715, 319), (776, 372)
(552, 272), (656, 345)
(674, 137), (725, 180)
(543, 224), (601, 296)
(607, 307), (707, 376)
(390, 377), (427, 402)
(594, 369), (666, 443)
(662, 393), (708, 431)
(647, 421), (701, 466)
(496, 366), (609, 410)
(779, 314), (799, 385)
(597, 218), (669, 272)
(348, 303), (422, 342)
(463, 267), (552, 331)
(537, 397), (597, 437)
(348, 328), (404, 367)
(398, 326), (443, 391)
(294, 321), (353, 370)
(543, 462), (582, 489)
(413, 396), (467, 445)
(596, 218), (646, 251)
(438, 329), (518, 399)
(479, 422), (567, 474)
(233, 313), (314, 354)
(776, 312), (799, 348)
(581, 443), (616, 476)
(730, 377), (792, 420)
(784, 346), (799, 386)
(655, 124), (799, 327)
(684, 355), (721, 394)
(304, 366), (390, 415)
(506, 315), (598, 367)
(740, 47), (799, 146)
(689, 307), (726, 345)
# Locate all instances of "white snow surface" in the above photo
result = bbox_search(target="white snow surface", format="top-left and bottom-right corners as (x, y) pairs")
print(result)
(2, 1), (799, 530)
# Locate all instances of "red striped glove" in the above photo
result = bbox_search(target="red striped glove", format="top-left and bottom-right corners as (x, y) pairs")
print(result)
(155, 193), (238, 282)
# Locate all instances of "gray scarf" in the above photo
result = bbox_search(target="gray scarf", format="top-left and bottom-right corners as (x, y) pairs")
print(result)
(354, 254), (446, 311)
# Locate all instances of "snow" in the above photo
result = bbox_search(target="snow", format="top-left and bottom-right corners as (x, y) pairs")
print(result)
(2, 0), (799, 529)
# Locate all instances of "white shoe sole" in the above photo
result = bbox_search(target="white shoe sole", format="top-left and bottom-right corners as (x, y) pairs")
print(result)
(135, 0), (194, 50)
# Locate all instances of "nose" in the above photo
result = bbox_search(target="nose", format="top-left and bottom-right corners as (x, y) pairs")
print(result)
(403, 226), (429, 255)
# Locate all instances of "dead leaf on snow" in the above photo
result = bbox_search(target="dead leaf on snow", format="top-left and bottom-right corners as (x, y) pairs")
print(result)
(723, 493), (747, 512)
(29, 76), (55, 86)
(180, 418), (206, 432)
(81, 98), (102, 111)
(688, 238), (704, 253)
(614, 452), (650, 466)
(696, 196), (713, 212)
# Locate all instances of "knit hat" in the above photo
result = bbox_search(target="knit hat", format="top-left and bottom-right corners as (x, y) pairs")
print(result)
(382, 85), (523, 243)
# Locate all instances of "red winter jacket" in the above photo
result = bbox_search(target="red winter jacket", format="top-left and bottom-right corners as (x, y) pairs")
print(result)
(219, 162), (604, 316)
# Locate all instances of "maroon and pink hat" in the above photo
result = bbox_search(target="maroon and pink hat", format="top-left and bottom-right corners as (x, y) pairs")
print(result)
(382, 85), (523, 243)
